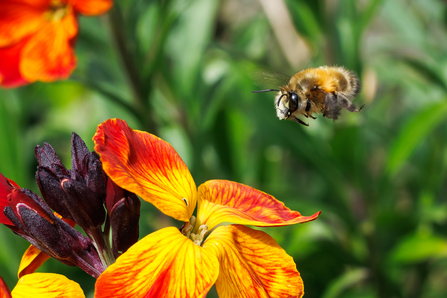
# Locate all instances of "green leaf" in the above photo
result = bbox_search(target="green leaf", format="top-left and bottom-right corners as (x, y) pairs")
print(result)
(321, 268), (369, 298)
(390, 233), (447, 264)
(386, 100), (447, 176)
(403, 58), (447, 92)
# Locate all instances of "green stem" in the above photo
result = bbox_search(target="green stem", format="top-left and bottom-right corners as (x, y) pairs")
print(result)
(87, 227), (115, 268)
(106, 5), (157, 132)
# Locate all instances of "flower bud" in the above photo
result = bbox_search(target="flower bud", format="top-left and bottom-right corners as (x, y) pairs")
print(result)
(106, 179), (140, 255)
(5, 189), (76, 261)
(110, 194), (140, 255)
(4, 188), (104, 277)
(35, 166), (72, 220)
(61, 179), (105, 229)
(35, 143), (69, 177)
(35, 133), (107, 230)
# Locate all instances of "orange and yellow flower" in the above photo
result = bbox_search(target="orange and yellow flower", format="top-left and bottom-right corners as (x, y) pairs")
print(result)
(93, 118), (321, 298)
(0, 0), (112, 88)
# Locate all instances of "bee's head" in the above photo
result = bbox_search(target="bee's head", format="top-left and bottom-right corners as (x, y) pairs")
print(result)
(275, 91), (300, 120)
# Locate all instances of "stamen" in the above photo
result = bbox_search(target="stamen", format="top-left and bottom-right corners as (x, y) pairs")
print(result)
(190, 225), (208, 246)
(181, 216), (196, 238)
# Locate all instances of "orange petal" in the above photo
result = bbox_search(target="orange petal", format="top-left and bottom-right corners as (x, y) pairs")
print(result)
(11, 273), (85, 298)
(73, 0), (113, 15)
(197, 180), (320, 230)
(0, 2), (46, 47)
(17, 245), (50, 278)
(20, 19), (77, 83)
(203, 225), (304, 298)
(0, 275), (12, 298)
(93, 119), (197, 222)
(95, 227), (219, 298)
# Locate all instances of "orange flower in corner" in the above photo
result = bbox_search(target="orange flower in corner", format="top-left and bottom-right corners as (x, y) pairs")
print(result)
(93, 118), (321, 298)
(0, 0), (112, 88)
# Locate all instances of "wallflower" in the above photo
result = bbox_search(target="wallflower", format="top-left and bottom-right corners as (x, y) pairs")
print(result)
(0, 0), (112, 88)
(93, 118), (321, 298)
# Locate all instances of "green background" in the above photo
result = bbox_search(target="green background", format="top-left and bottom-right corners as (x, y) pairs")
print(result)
(1, 0), (447, 297)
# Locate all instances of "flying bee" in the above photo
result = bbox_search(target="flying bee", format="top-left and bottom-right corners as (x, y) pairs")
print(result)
(252, 66), (364, 126)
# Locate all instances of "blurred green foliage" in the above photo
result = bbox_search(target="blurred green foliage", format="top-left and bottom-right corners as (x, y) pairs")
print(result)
(1, 0), (447, 297)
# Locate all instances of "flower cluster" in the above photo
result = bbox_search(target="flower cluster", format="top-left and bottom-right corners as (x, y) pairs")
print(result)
(0, 119), (320, 297)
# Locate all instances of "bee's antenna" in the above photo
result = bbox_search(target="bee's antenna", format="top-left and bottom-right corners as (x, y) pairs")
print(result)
(251, 89), (280, 93)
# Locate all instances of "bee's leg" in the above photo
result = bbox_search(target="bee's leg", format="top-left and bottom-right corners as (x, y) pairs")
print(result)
(305, 99), (312, 112)
(307, 113), (316, 119)
(291, 116), (309, 126)
(339, 95), (364, 112)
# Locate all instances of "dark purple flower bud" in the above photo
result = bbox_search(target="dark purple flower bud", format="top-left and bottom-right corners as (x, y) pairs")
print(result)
(35, 143), (69, 177)
(85, 153), (107, 202)
(71, 132), (91, 178)
(3, 188), (104, 278)
(35, 166), (72, 220)
(61, 179), (105, 229)
(110, 194), (140, 254)
(106, 179), (140, 255)
(35, 133), (107, 231)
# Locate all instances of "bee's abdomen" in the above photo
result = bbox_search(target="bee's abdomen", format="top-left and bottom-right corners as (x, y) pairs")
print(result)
(333, 67), (360, 99)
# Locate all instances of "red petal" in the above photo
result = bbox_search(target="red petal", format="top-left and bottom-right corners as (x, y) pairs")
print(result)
(95, 227), (219, 298)
(73, 0), (112, 15)
(0, 275), (12, 298)
(0, 173), (19, 225)
(0, 1), (46, 47)
(0, 39), (29, 88)
(203, 225), (304, 298)
(93, 119), (197, 222)
(197, 180), (320, 230)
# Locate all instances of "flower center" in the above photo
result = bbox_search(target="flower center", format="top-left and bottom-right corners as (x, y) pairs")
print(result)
(190, 224), (208, 246)
(180, 216), (208, 246)
(181, 216), (196, 238)
(45, 0), (70, 22)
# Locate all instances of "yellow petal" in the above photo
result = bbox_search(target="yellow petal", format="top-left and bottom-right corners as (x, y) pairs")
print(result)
(203, 225), (304, 298)
(95, 227), (219, 298)
(197, 180), (320, 230)
(17, 245), (50, 278)
(93, 118), (197, 222)
(11, 273), (84, 298)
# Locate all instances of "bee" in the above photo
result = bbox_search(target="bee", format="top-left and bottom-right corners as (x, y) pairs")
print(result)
(252, 66), (364, 126)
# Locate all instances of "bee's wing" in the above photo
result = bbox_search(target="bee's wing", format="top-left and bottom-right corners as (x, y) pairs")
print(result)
(323, 93), (342, 120)
(251, 70), (291, 90)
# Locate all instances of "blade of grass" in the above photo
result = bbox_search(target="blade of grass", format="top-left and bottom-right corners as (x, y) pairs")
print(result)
(386, 100), (447, 176)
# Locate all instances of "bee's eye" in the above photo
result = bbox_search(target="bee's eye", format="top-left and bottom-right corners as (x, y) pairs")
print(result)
(289, 93), (299, 112)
